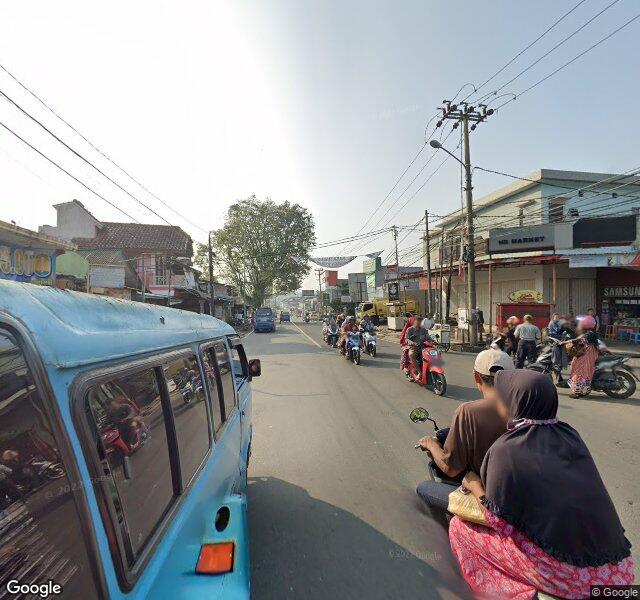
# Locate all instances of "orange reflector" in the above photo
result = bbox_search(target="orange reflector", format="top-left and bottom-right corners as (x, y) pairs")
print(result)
(196, 542), (234, 575)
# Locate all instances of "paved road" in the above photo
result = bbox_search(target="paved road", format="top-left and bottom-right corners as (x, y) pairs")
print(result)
(246, 321), (640, 599)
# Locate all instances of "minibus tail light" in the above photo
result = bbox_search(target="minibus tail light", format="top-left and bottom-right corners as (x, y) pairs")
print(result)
(196, 542), (234, 575)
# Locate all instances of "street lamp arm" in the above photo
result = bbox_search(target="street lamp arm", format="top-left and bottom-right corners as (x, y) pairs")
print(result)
(429, 140), (465, 167)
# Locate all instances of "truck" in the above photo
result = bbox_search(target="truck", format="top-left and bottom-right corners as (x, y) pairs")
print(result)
(357, 295), (421, 324)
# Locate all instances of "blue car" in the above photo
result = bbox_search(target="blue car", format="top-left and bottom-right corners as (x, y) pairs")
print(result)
(254, 307), (276, 332)
(279, 311), (291, 323)
(0, 281), (259, 599)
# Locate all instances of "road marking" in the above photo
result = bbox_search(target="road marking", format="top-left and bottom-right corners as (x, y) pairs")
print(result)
(241, 329), (253, 339)
(291, 321), (323, 349)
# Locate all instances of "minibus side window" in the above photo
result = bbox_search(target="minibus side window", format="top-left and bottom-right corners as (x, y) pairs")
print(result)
(84, 368), (173, 565)
(0, 328), (99, 597)
(213, 341), (236, 419)
(201, 348), (225, 434)
(162, 353), (210, 487)
(228, 335), (249, 384)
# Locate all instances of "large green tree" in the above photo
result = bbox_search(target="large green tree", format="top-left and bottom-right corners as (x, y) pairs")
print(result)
(197, 196), (315, 309)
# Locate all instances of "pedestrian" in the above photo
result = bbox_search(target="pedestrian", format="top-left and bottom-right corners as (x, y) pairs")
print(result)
(422, 312), (435, 331)
(547, 312), (566, 382)
(514, 314), (540, 368)
(503, 316), (519, 356)
(565, 315), (600, 398)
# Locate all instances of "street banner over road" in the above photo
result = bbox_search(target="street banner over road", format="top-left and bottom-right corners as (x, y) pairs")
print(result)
(310, 256), (356, 268)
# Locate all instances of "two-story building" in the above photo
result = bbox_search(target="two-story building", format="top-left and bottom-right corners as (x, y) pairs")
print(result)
(418, 169), (640, 332)
(39, 200), (207, 311)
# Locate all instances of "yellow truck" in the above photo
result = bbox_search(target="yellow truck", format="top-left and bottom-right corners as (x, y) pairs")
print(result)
(357, 297), (419, 324)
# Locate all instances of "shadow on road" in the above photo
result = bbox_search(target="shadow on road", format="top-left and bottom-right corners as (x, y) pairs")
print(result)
(248, 476), (468, 599)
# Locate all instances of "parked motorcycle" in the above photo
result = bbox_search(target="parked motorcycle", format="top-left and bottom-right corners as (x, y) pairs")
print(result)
(29, 458), (65, 481)
(409, 407), (461, 485)
(345, 331), (362, 365)
(362, 328), (377, 357)
(408, 340), (447, 395)
(528, 340), (638, 398)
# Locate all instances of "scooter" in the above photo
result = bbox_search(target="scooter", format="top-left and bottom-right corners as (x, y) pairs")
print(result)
(527, 338), (638, 398)
(326, 323), (339, 347)
(345, 331), (362, 365)
(408, 340), (447, 395)
(29, 458), (65, 481)
(362, 328), (377, 357)
(409, 407), (461, 485)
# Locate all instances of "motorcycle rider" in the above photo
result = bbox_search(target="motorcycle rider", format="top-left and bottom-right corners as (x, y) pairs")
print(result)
(339, 316), (359, 354)
(416, 348), (514, 511)
(406, 316), (430, 379)
(548, 312), (567, 382)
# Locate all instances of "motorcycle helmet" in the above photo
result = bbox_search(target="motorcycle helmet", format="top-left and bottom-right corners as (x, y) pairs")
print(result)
(580, 315), (596, 330)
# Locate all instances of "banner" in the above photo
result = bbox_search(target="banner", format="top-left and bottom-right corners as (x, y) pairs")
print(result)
(365, 251), (383, 259)
(310, 256), (356, 268)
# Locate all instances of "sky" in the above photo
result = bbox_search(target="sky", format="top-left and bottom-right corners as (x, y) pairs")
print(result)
(0, 0), (639, 290)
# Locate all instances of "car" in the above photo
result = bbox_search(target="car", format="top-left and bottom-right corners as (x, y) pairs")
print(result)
(279, 311), (291, 323)
(254, 307), (276, 332)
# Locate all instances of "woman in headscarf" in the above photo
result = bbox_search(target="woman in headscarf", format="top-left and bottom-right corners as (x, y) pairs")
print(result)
(449, 370), (633, 599)
(399, 313), (416, 373)
(565, 314), (600, 398)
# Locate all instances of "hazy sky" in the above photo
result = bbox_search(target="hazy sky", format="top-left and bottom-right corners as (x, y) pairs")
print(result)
(1, 0), (638, 289)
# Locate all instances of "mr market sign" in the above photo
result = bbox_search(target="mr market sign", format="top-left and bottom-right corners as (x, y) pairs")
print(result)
(488, 224), (556, 254)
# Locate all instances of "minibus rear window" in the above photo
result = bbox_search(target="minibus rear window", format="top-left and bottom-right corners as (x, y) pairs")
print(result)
(213, 342), (236, 420)
(0, 328), (99, 598)
(201, 349), (225, 434)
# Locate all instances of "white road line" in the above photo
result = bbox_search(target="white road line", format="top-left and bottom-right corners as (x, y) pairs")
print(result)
(291, 321), (323, 349)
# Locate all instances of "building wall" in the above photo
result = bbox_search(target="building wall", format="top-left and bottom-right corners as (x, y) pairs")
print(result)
(39, 202), (100, 241)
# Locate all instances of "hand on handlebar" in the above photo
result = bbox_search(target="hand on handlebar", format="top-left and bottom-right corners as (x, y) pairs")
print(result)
(416, 436), (438, 452)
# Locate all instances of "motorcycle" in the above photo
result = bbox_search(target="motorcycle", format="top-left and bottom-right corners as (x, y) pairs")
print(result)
(527, 338), (638, 398)
(345, 331), (362, 365)
(408, 340), (447, 395)
(409, 407), (461, 485)
(304, 314), (310, 323)
(361, 328), (377, 357)
(28, 458), (65, 481)
(326, 323), (339, 348)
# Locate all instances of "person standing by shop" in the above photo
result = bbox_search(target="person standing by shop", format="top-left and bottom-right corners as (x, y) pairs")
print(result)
(514, 314), (541, 368)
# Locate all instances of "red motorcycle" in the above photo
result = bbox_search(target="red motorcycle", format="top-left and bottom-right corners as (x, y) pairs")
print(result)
(408, 340), (447, 395)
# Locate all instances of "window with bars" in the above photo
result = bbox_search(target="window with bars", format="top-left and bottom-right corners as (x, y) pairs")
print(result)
(155, 255), (167, 285)
(548, 197), (566, 223)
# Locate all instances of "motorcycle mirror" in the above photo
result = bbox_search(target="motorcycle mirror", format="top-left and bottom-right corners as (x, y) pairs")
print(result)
(409, 407), (429, 423)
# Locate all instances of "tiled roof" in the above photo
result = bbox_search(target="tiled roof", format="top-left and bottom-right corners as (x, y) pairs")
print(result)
(77, 249), (127, 266)
(73, 222), (192, 255)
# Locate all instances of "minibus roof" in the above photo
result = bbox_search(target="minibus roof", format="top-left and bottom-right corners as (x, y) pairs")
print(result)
(0, 281), (235, 369)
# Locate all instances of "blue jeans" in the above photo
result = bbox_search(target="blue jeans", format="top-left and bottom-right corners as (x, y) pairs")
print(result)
(416, 480), (458, 511)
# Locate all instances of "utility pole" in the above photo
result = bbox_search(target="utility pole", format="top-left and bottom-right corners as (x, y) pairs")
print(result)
(425, 210), (431, 315)
(315, 268), (324, 314)
(141, 254), (146, 303)
(208, 232), (215, 316)
(392, 225), (400, 268)
(433, 100), (494, 346)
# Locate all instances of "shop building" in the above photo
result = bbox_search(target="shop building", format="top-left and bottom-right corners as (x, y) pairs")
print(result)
(417, 169), (640, 330)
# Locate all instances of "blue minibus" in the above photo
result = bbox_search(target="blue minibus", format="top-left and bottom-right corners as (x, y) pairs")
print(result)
(253, 307), (275, 333)
(0, 281), (258, 599)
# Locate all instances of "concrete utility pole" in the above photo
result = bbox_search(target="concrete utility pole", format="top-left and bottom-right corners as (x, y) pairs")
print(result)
(208, 232), (215, 316)
(392, 225), (400, 268)
(429, 100), (494, 346)
(424, 210), (431, 314)
(315, 268), (324, 313)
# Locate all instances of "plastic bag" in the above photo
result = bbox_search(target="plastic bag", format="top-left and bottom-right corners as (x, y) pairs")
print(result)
(447, 486), (487, 525)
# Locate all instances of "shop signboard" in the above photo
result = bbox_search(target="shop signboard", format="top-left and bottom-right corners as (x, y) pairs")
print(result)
(0, 244), (55, 284)
(488, 223), (556, 254)
(301, 289), (315, 297)
(324, 270), (338, 286)
(341, 295), (352, 303)
(363, 257), (382, 274)
(569, 255), (609, 268)
(507, 289), (543, 303)
(603, 286), (640, 298)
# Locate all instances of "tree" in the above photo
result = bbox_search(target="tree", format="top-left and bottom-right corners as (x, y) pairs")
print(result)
(201, 196), (315, 309)
(329, 298), (343, 313)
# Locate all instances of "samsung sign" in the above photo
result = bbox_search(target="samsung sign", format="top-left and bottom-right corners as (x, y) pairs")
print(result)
(489, 224), (557, 254)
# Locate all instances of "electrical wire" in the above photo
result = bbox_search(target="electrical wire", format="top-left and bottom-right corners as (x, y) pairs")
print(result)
(0, 118), (140, 222)
(0, 62), (208, 235)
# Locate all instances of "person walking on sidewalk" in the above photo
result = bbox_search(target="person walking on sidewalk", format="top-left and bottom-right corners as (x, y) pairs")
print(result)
(514, 314), (541, 368)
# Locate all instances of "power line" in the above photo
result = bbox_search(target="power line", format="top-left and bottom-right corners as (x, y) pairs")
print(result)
(487, 0), (623, 100)
(0, 118), (140, 222)
(495, 12), (640, 110)
(464, 0), (590, 102)
(0, 62), (208, 235)
(0, 88), (174, 227)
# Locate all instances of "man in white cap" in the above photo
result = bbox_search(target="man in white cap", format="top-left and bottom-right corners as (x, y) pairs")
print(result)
(416, 348), (515, 511)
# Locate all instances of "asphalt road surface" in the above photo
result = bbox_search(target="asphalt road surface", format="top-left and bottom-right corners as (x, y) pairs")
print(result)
(246, 321), (640, 599)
